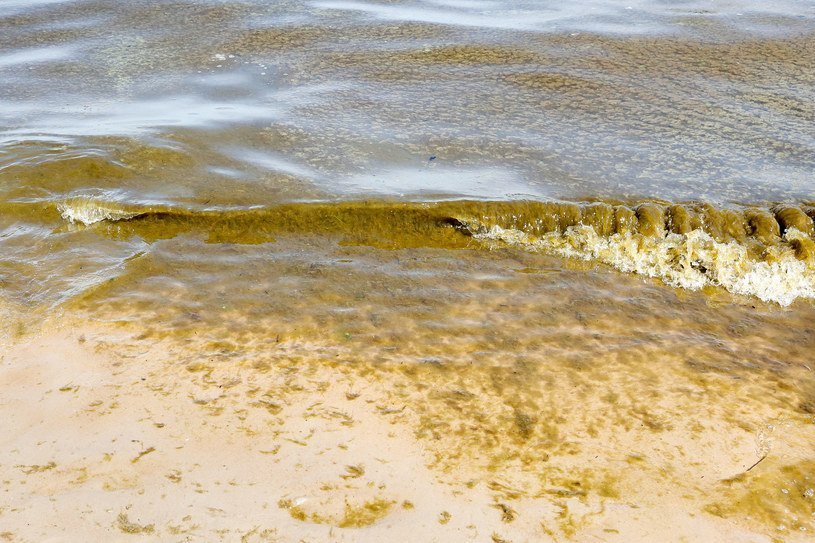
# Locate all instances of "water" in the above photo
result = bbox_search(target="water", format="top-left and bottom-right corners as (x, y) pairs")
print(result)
(1, 1), (814, 541)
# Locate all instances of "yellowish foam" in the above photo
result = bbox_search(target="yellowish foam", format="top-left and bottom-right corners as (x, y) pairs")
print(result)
(475, 224), (815, 306)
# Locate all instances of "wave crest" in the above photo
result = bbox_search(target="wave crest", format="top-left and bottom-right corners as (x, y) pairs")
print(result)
(35, 197), (815, 305)
(471, 223), (815, 306)
(57, 199), (143, 225)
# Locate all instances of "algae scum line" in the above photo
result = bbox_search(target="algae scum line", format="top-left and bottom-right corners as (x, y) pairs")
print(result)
(3, 196), (815, 307)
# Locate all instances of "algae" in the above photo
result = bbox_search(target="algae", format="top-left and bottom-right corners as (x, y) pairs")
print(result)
(116, 513), (155, 535)
(707, 460), (815, 536)
(16, 462), (56, 475)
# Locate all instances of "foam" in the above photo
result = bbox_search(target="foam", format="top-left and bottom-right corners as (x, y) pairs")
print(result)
(474, 224), (815, 306)
(58, 199), (139, 225)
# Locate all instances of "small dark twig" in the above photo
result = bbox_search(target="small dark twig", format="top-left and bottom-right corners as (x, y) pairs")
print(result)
(746, 455), (767, 472)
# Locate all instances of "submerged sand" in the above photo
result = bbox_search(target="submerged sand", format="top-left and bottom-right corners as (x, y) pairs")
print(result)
(1, 305), (813, 542)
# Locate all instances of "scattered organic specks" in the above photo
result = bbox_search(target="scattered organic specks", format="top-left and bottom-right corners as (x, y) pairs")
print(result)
(16, 462), (56, 475)
(492, 503), (517, 522)
(116, 513), (155, 534)
(340, 465), (365, 479)
(131, 447), (155, 464)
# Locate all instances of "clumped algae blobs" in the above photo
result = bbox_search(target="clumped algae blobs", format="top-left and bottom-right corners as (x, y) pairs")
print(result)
(116, 513), (155, 535)
(707, 460), (815, 538)
(452, 200), (814, 249)
(581, 203), (614, 236)
(635, 203), (666, 237)
(666, 203), (701, 234)
(279, 497), (394, 528)
(337, 498), (395, 528)
(775, 205), (815, 237)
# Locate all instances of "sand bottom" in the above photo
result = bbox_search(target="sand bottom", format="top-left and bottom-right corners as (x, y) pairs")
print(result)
(1, 317), (813, 543)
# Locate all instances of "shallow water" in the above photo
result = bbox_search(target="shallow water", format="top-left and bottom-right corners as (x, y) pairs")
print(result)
(1, 1), (815, 541)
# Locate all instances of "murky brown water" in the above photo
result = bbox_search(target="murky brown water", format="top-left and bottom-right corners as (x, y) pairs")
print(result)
(1, 1), (814, 540)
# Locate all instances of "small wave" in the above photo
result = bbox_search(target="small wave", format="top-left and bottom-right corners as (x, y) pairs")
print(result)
(32, 197), (815, 305)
